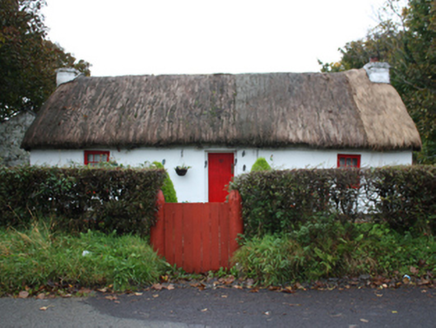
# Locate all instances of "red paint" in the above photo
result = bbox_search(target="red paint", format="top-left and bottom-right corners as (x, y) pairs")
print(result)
(337, 154), (361, 168)
(208, 153), (234, 202)
(84, 150), (110, 166)
(150, 190), (244, 273)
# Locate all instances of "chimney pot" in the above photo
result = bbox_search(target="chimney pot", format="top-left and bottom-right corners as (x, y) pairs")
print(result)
(363, 61), (390, 84)
(56, 68), (81, 87)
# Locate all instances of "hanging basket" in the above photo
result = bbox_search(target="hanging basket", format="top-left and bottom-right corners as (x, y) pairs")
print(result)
(175, 167), (188, 176)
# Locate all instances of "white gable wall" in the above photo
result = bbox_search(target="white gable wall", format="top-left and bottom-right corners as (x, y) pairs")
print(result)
(30, 147), (412, 203)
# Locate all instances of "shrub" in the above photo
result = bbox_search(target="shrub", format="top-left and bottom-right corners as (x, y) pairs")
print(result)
(250, 157), (271, 172)
(0, 166), (166, 235)
(152, 161), (178, 203)
(232, 222), (436, 285)
(230, 166), (436, 238)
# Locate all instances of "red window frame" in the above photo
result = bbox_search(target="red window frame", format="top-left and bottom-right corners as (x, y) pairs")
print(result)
(337, 154), (361, 168)
(337, 154), (361, 188)
(84, 150), (110, 166)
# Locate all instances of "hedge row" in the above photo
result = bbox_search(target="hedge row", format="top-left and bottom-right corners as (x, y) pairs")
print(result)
(0, 166), (166, 235)
(230, 165), (436, 238)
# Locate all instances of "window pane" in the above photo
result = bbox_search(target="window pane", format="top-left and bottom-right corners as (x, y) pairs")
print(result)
(352, 158), (358, 167)
(346, 158), (351, 166)
(340, 158), (345, 167)
(102, 154), (108, 162)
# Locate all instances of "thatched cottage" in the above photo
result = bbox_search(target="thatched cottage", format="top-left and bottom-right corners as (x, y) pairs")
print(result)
(22, 64), (421, 202)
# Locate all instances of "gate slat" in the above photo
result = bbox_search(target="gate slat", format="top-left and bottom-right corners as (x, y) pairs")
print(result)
(200, 204), (212, 272)
(210, 204), (221, 271)
(173, 204), (184, 268)
(164, 203), (175, 265)
(219, 204), (230, 268)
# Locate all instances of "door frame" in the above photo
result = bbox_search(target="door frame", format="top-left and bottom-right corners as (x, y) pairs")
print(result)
(204, 150), (237, 202)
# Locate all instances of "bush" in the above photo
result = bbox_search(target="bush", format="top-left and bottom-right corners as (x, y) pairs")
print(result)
(230, 166), (436, 238)
(251, 157), (271, 172)
(0, 166), (166, 235)
(152, 161), (178, 203)
(233, 221), (436, 285)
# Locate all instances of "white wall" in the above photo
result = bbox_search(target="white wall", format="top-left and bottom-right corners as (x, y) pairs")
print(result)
(30, 147), (413, 203)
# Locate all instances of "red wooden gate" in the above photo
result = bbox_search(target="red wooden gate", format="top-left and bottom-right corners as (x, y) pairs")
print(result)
(150, 190), (243, 273)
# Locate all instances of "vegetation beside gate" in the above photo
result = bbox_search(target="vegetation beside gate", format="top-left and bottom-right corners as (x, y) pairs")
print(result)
(0, 165), (435, 295)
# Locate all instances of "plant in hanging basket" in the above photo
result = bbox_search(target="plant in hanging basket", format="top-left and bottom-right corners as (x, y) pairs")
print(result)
(175, 164), (191, 176)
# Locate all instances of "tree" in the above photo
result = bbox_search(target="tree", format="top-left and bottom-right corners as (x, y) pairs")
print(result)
(0, 0), (91, 121)
(319, 0), (436, 163)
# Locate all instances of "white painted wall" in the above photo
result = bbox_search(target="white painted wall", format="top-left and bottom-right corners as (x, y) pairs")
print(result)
(30, 147), (413, 203)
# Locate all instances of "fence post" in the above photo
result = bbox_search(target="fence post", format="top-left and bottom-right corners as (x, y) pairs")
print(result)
(228, 190), (243, 260)
(150, 189), (165, 257)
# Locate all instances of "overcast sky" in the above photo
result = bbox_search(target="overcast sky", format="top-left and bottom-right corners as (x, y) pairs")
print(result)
(43, 0), (387, 77)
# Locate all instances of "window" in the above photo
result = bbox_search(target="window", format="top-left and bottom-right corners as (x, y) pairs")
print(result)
(337, 154), (361, 168)
(337, 154), (361, 188)
(84, 150), (110, 166)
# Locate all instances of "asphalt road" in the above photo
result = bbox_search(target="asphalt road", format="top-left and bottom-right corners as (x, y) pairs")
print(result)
(1, 286), (434, 327)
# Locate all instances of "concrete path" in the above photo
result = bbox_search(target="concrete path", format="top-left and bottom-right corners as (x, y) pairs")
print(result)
(1, 287), (434, 327)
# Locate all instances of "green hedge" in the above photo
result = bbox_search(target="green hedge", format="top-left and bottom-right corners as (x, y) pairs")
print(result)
(230, 166), (436, 238)
(0, 166), (166, 235)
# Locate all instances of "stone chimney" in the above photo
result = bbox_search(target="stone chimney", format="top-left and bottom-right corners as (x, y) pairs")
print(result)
(363, 58), (391, 84)
(56, 68), (81, 87)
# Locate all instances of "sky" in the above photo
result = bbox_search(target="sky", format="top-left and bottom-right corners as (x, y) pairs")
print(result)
(42, 0), (387, 77)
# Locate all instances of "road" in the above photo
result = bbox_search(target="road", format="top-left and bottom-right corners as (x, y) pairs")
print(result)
(1, 286), (434, 327)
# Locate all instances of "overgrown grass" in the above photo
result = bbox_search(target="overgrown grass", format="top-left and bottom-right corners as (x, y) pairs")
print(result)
(233, 218), (436, 286)
(0, 222), (168, 295)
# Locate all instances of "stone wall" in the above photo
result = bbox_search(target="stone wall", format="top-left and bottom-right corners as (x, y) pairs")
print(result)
(0, 111), (35, 167)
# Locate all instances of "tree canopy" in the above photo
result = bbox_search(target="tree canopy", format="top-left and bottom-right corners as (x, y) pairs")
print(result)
(0, 0), (91, 121)
(319, 0), (436, 164)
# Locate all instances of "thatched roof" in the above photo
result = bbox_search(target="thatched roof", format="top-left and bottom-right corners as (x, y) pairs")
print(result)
(22, 69), (421, 151)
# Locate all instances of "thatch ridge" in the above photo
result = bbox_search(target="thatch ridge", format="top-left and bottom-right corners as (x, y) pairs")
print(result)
(22, 70), (421, 151)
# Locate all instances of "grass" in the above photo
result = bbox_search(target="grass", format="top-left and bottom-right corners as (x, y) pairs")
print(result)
(232, 221), (436, 286)
(0, 221), (168, 296)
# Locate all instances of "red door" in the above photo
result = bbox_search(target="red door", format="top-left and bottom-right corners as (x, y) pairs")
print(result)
(208, 153), (234, 202)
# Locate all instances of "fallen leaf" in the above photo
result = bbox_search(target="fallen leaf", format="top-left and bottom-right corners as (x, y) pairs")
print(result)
(134, 292), (143, 296)
(201, 308), (208, 312)
(295, 283), (306, 290)
(18, 291), (29, 299)
(166, 284), (175, 290)
(105, 295), (118, 301)
(233, 285), (243, 289)
(418, 279), (430, 286)
(224, 276), (235, 285)
(410, 266), (419, 275)
(268, 286), (281, 291)
(114, 300), (120, 304)
(153, 294), (159, 298)
(376, 294), (383, 297)
(152, 283), (163, 290)
(62, 294), (72, 298)
(249, 287), (259, 293)
(221, 295), (228, 298)
(37, 293), (45, 300)
(360, 318), (369, 323)
(39, 305), (53, 311)
(97, 287), (108, 293)
(282, 286), (295, 294)
(422, 289), (428, 293)
(392, 311), (398, 314)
